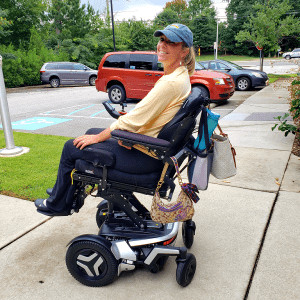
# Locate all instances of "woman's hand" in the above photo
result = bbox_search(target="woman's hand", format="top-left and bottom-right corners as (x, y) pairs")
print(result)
(73, 134), (101, 150)
(73, 128), (112, 150)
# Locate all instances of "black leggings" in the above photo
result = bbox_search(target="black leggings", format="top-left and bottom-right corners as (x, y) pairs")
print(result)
(46, 128), (162, 213)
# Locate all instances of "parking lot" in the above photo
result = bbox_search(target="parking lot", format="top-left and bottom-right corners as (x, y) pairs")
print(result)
(3, 85), (258, 138)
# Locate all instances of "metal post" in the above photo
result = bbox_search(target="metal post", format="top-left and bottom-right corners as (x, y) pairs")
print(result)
(110, 0), (116, 51)
(0, 55), (23, 156)
(215, 20), (219, 60)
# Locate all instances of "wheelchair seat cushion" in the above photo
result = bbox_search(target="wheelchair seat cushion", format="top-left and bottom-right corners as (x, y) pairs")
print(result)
(75, 159), (162, 189)
(78, 131), (164, 174)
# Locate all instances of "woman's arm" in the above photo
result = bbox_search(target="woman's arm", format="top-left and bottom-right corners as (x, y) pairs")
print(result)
(73, 128), (112, 150)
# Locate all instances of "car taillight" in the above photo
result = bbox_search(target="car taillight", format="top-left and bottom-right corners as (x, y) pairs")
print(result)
(40, 70), (45, 73)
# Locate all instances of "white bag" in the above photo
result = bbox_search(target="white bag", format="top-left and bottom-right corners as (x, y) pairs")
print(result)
(211, 127), (237, 179)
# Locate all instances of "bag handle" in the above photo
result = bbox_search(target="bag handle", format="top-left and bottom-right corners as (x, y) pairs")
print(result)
(214, 124), (237, 168)
(170, 156), (183, 187)
(155, 156), (183, 192)
(195, 107), (211, 151)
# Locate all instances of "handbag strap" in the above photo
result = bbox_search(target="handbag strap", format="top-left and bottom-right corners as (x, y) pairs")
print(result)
(170, 156), (183, 187)
(155, 162), (169, 192)
(215, 124), (237, 168)
(195, 107), (211, 151)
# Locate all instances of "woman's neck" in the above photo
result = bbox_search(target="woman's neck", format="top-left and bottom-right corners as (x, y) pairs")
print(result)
(163, 62), (181, 75)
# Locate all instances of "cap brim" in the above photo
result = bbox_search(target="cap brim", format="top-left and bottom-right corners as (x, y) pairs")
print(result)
(154, 30), (183, 43)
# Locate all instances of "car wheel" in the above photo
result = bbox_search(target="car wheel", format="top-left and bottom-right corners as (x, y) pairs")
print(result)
(89, 76), (97, 86)
(108, 85), (126, 104)
(236, 77), (251, 91)
(196, 86), (209, 99)
(50, 77), (60, 88)
(285, 55), (291, 60)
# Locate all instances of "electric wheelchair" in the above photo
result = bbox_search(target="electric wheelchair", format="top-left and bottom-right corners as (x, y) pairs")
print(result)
(65, 87), (208, 287)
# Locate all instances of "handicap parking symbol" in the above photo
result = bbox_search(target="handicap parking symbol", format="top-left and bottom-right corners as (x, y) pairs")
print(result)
(0, 117), (72, 130)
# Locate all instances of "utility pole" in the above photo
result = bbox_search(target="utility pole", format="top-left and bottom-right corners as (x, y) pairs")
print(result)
(110, 0), (116, 51)
(215, 20), (219, 60)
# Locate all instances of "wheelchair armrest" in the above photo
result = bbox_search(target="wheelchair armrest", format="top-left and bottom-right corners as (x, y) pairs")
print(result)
(111, 129), (171, 151)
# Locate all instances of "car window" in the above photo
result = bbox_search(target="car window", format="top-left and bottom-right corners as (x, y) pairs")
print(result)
(195, 62), (205, 70)
(73, 64), (87, 70)
(45, 64), (58, 70)
(129, 54), (153, 70)
(103, 54), (127, 68)
(216, 62), (229, 70)
(157, 62), (164, 71)
(209, 62), (217, 70)
(57, 64), (74, 70)
(201, 62), (209, 69)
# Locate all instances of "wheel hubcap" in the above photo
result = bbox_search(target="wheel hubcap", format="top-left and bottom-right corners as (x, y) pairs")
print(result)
(238, 80), (248, 90)
(111, 89), (121, 101)
(76, 251), (106, 277)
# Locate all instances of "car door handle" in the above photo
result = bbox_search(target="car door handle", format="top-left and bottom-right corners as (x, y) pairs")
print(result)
(155, 74), (162, 77)
(145, 74), (152, 76)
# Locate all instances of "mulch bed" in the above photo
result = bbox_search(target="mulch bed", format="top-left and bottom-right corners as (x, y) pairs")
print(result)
(292, 132), (300, 157)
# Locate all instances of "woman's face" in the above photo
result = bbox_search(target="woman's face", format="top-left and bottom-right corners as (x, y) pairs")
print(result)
(157, 35), (188, 66)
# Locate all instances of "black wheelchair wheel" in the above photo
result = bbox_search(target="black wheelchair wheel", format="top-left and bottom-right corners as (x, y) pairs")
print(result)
(176, 253), (197, 287)
(182, 220), (196, 249)
(66, 240), (118, 287)
(96, 200), (109, 228)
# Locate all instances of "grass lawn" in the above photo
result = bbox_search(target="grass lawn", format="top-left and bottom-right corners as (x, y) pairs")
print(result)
(0, 131), (70, 201)
(268, 73), (297, 84)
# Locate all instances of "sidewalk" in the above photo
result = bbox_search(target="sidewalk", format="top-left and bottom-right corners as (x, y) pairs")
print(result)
(0, 81), (299, 300)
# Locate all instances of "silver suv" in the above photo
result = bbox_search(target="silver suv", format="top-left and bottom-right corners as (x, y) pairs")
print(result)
(282, 48), (300, 60)
(40, 62), (98, 88)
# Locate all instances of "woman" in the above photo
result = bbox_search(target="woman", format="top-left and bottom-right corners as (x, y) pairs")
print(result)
(35, 23), (195, 216)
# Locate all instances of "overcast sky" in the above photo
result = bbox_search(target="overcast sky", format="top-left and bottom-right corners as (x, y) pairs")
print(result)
(81, 0), (228, 21)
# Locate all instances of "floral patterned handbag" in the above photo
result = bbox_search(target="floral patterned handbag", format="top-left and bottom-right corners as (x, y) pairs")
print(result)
(150, 157), (198, 224)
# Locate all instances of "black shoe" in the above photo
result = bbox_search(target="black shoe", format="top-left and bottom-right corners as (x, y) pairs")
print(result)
(36, 208), (69, 217)
(46, 188), (53, 196)
(35, 198), (49, 212)
(35, 198), (71, 216)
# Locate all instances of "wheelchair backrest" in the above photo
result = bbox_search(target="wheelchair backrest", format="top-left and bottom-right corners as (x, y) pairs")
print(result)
(157, 87), (207, 154)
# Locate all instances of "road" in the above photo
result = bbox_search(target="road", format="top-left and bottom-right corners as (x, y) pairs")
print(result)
(2, 85), (258, 138)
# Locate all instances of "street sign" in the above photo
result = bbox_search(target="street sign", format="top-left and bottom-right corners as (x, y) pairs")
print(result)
(256, 43), (263, 51)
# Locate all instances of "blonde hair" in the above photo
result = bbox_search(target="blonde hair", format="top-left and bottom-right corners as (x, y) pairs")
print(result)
(183, 45), (195, 76)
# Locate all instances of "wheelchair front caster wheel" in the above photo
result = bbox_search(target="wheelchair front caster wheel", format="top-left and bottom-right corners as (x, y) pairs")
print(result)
(176, 253), (197, 287)
(182, 220), (196, 249)
(66, 240), (118, 287)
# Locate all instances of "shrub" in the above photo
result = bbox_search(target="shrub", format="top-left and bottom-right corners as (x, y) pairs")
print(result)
(272, 76), (300, 142)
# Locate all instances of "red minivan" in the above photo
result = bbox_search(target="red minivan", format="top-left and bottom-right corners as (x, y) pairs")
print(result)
(95, 51), (235, 104)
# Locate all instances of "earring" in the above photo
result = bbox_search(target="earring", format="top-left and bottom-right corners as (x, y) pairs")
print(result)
(180, 61), (182, 66)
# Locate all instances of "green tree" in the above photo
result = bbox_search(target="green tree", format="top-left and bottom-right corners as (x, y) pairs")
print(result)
(165, 0), (188, 18)
(0, 8), (11, 38)
(153, 8), (179, 27)
(224, 0), (258, 55)
(48, 0), (91, 39)
(236, 0), (300, 55)
(186, 0), (214, 19)
(0, 0), (46, 47)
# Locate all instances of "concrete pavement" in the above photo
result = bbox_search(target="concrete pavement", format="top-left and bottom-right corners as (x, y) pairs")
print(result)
(0, 80), (299, 300)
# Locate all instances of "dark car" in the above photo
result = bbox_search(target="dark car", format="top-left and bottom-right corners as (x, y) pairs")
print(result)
(201, 59), (269, 91)
(95, 51), (235, 104)
(40, 62), (98, 88)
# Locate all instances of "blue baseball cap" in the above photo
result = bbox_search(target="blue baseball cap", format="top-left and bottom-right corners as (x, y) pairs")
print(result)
(154, 23), (193, 48)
